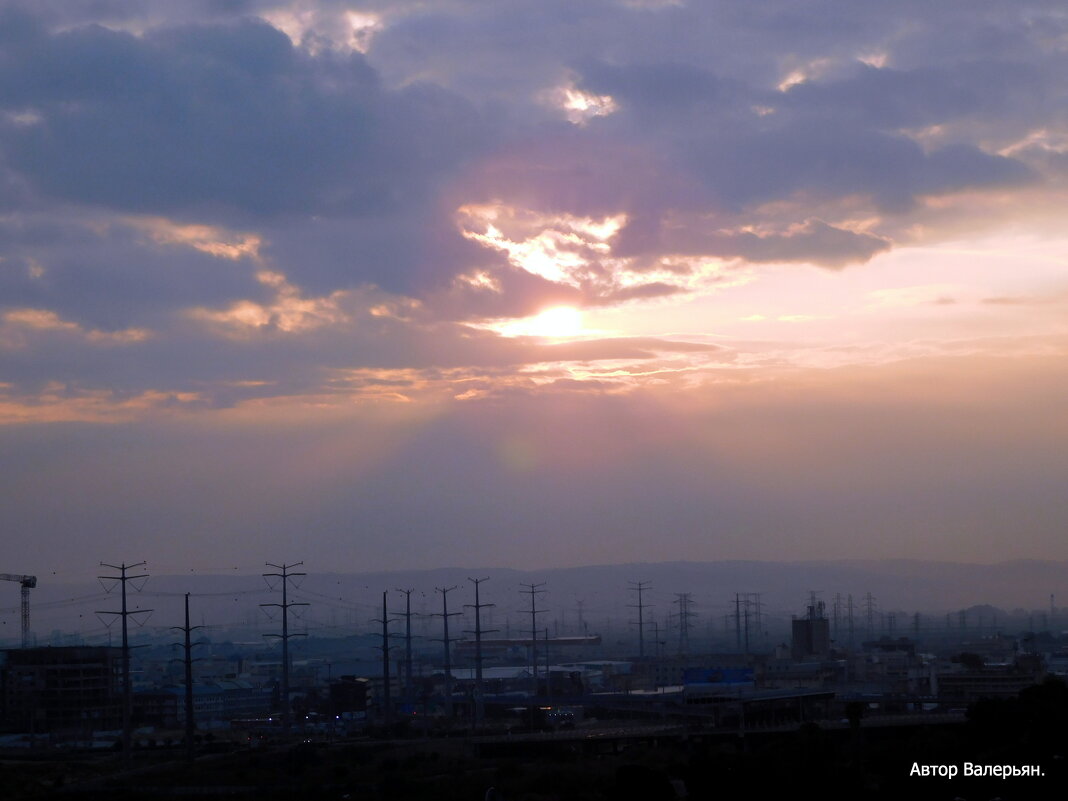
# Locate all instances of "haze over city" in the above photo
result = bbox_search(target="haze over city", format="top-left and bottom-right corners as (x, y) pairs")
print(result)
(2, 0), (1067, 584)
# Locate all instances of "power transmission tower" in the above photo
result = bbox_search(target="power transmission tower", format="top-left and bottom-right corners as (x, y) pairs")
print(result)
(846, 594), (855, 648)
(743, 597), (751, 653)
(832, 593), (842, 641)
(520, 583), (547, 696)
(261, 562), (307, 732)
(808, 590), (821, 617)
(171, 593), (205, 764)
(628, 580), (650, 658)
(864, 592), (876, 639)
(734, 593), (742, 650)
(432, 586), (462, 720)
(673, 593), (695, 655)
(97, 561), (151, 763)
(396, 588), (416, 711)
(749, 592), (763, 645)
(544, 627), (552, 699)
(372, 591), (399, 726)
(464, 577), (496, 728)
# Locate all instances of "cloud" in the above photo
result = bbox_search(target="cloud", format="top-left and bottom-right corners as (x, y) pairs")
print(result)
(780, 59), (1053, 134)
(0, 307), (151, 346)
(0, 0), (1063, 420)
(574, 59), (722, 116)
(0, 211), (262, 331)
(618, 216), (891, 268)
(677, 124), (1033, 213)
(0, 20), (417, 217)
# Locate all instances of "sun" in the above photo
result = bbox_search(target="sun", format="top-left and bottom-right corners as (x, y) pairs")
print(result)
(528, 306), (583, 337)
(494, 306), (585, 338)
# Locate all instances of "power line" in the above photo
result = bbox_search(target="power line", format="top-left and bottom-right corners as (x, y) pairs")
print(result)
(140, 589), (267, 599)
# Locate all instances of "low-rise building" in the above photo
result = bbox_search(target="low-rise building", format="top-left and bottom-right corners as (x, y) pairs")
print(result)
(0, 646), (122, 736)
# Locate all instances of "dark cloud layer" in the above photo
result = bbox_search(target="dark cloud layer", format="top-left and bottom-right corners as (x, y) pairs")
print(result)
(0, 18), (483, 221)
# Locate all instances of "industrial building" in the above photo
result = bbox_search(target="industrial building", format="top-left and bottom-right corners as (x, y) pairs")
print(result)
(791, 601), (831, 661)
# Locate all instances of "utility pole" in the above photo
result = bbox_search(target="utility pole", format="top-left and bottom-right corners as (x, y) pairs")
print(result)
(261, 562), (307, 733)
(396, 588), (416, 712)
(520, 583), (547, 697)
(864, 592), (876, 640)
(97, 561), (150, 763)
(372, 591), (398, 726)
(734, 593), (742, 650)
(432, 586), (461, 721)
(832, 592), (842, 641)
(628, 581), (650, 658)
(847, 594), (855, 648)
(808, 590), (820, 617)
(743, 598), (751, 653)
(749, 592), (763, 646)
(171, 593), (205, 764)
(465, 577), (496, 728)
(544, 627), (552, 700)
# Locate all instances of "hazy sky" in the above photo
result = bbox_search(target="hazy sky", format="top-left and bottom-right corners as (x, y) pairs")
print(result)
(2, 0), (1067, 580)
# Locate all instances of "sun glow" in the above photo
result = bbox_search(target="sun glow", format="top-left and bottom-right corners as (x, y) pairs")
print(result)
(540, 83), (618, 125)
(457, 203), (626, 288)
(484, 306), (585, 338)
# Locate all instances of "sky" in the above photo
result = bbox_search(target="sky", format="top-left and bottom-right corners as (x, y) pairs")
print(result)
(1, 0), (1067, 581)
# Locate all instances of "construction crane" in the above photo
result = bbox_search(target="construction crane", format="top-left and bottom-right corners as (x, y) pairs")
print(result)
(0, 574), (37, 648)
